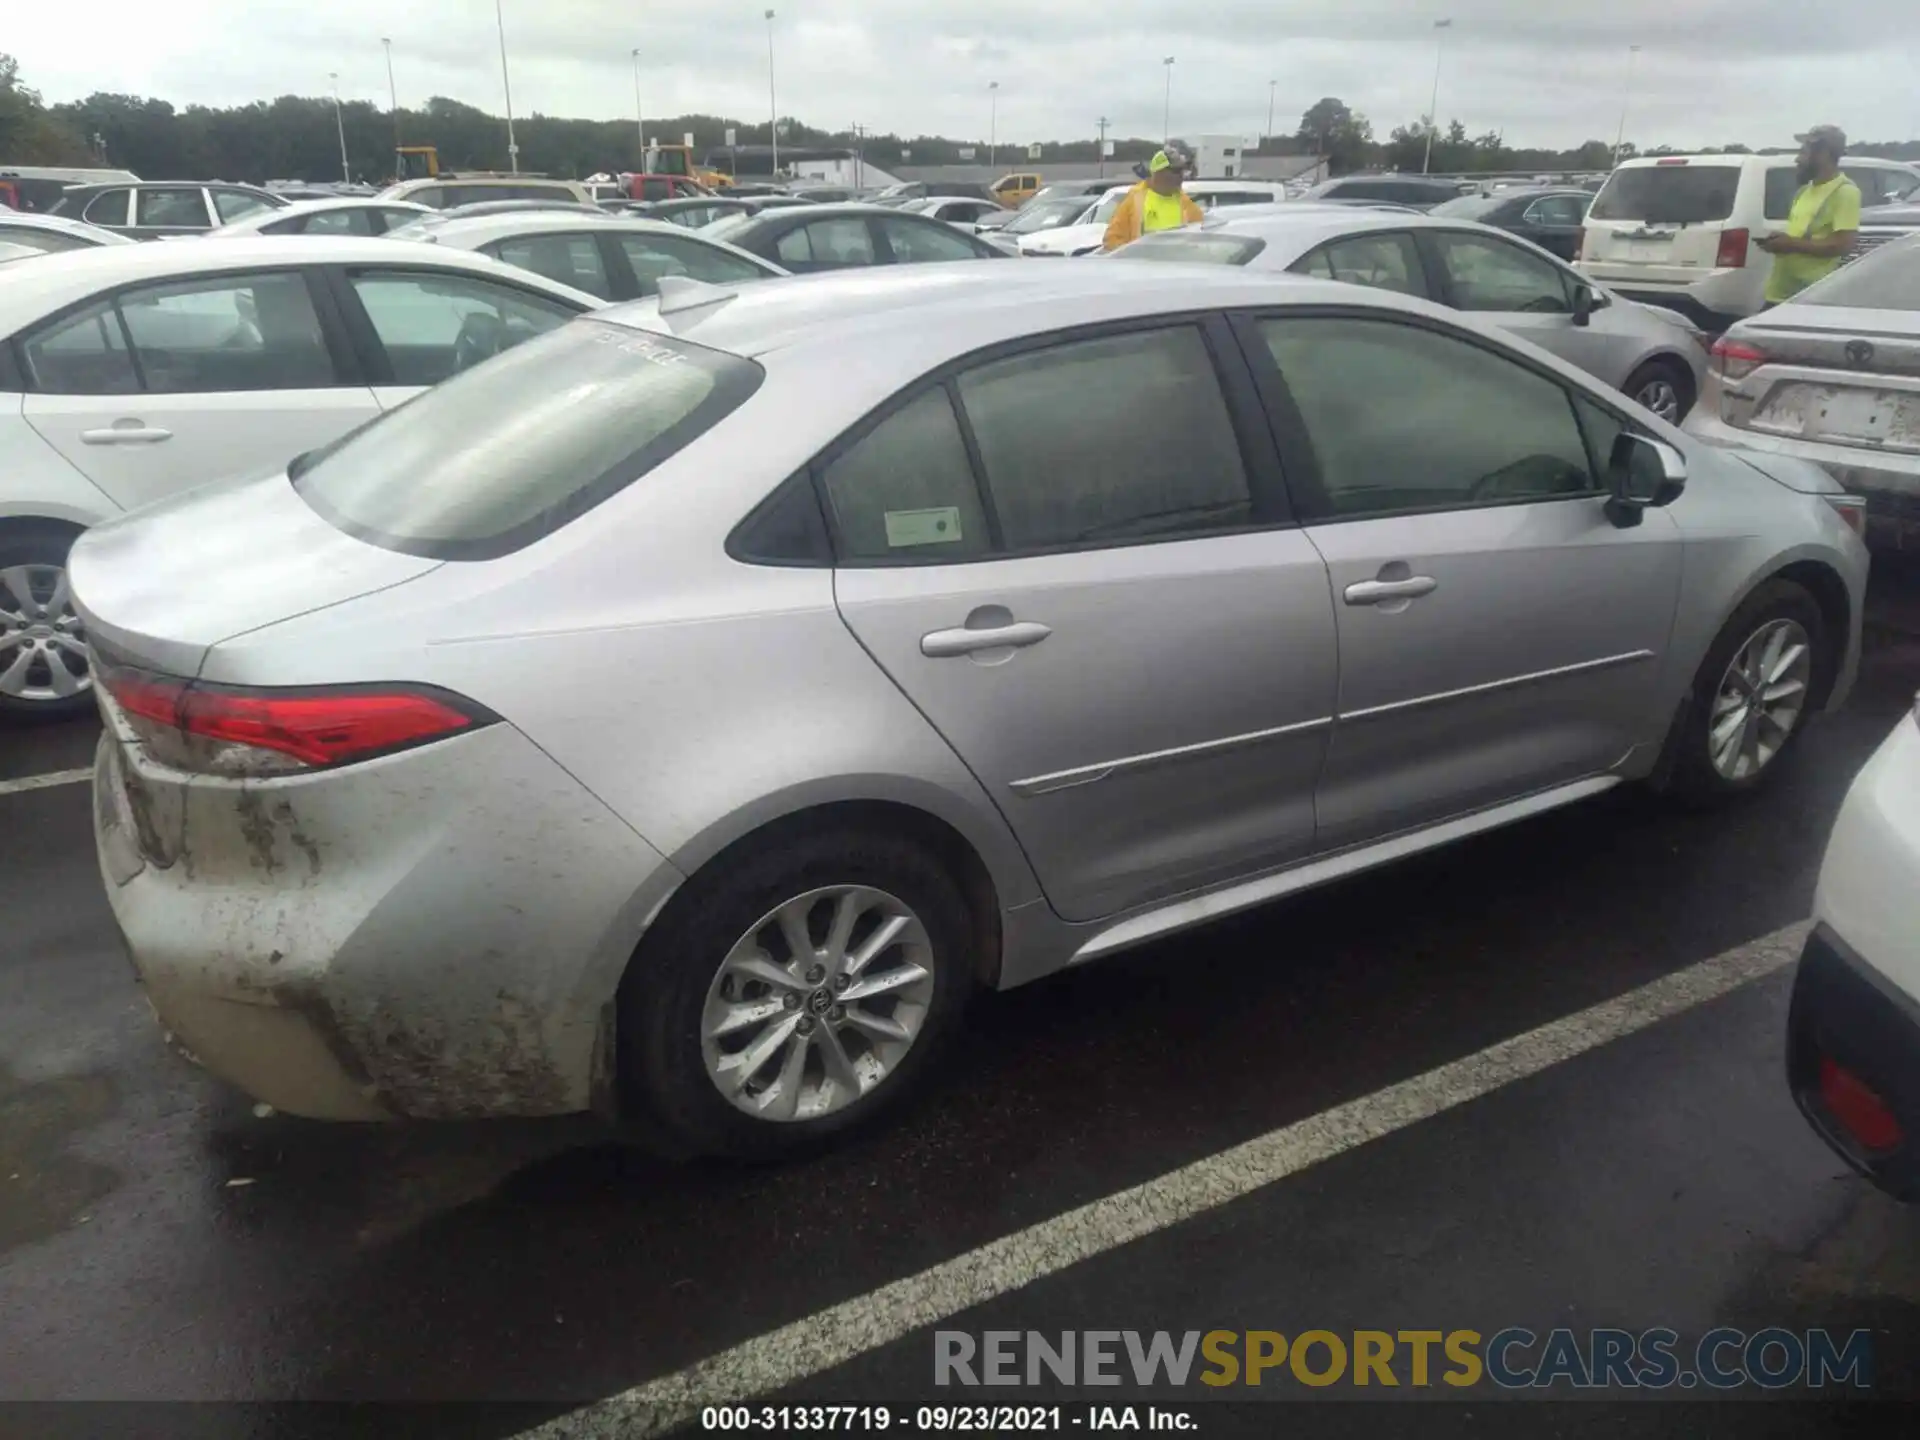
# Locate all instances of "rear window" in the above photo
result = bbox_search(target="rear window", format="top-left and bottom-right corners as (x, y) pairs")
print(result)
(1430, 193), (1506, 220)
(1795, 235), (1920, 311)
(1589, 164), (1740, 224)
(293, 320), (762, 560)
(1110, 231), (1267, 265)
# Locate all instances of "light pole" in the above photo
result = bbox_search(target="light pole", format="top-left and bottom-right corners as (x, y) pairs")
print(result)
(381, 37), (400, 171)
(1097, 116), (1110, 178)
(494, 0), (519, 173)
(988, 81), (1000, 170)
(631, 47), (646, 165)
(1266, 80), (1276, 146)
(765, 9), (779, 179)
(329, 73), (351, 183)
(1422, 18), (1452, 175)
(1162, 56), (1174, 143)
(1613, 44), (1642, 167)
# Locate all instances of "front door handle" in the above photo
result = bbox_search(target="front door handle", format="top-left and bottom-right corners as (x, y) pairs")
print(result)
(1344, 576), (1437, 606)
(921, 621), (1053, 658)
(80, 425), (173, 445)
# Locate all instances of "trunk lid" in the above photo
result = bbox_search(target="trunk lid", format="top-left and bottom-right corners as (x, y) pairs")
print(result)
(1581, 160), (1747, 282)
(69, 470), (442, 681)
(1721, 307), (1920, 454)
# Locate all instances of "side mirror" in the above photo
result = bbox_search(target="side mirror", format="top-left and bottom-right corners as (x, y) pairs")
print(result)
(1605, 433), (1687, 527)
(1572, 284), (1599, 327)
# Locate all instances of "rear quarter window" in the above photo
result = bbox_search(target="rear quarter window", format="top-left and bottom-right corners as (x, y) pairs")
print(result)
(293, 320), (762, 560)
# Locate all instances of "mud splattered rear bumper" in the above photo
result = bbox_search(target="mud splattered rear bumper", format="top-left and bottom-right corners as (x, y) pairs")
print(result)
(93, 716), (682, 1121)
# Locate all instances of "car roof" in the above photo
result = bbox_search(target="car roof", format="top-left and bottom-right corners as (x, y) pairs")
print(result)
(1202, 208), (1515, 247)
(0, 210), (132, 242)
(0, 236), (604, 332)
(602, 258), (1414, 369)
(411, 212), (707, 246)
(219, 195), (430, 226)
(1611, 152), (1913, 169)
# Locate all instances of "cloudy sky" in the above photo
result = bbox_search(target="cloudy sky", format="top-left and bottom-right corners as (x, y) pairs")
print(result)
(11, 1), (1918, 151)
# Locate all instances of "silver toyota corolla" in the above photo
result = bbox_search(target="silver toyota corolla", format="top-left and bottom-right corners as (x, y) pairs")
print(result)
(73, 263), (1866, 1157)
(1110, 207), (1711, 422)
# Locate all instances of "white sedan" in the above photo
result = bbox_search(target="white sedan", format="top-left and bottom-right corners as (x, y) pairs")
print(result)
(207, 196), (432, 238)
(0, 210), (134, 254)
(1789, 706), (1920, 1201)
(0, 237), (604, 720)
(396, 211), (787, 300)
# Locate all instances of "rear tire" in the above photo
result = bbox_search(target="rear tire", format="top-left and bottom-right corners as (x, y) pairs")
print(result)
(618, 825), (975, 1160)
(1624, 359), (1696, 424)
(1665, 580), (1826, 805)
(0, 522), (94, 726)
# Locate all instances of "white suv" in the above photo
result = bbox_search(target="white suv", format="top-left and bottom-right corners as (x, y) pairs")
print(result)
(1577, 153), (1920, 330)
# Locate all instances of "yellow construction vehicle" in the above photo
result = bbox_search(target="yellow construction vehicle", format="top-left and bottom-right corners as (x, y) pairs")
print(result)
(644, 143), (731, 189)
(395, 145), (441, 180)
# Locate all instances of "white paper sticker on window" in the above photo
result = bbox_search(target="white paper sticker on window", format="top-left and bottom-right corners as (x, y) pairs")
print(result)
(884, 506), (964, 547)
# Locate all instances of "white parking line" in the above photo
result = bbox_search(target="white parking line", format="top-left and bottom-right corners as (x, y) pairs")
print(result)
(0, 768), (91, 797)
(519, 921), (1810, 1439)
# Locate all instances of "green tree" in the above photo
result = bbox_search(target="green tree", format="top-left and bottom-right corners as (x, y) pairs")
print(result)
(1297, 97), (1374, 175)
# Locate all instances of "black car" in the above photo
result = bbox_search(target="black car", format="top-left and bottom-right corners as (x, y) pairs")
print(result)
(701, 202), (1009, 274)
(1426, 187), (1593, 261)
(1301, 175), (1472, 212)
(50, 180), (287, 238)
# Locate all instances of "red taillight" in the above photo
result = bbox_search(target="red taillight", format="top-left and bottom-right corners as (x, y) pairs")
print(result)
(1825, 495), (1868, 538)
(1709, 335), (1767, 380)
(1716, 227), (1750, 269)
(1819, 1056), (1903, 1153)
(100, 664), (487, 772)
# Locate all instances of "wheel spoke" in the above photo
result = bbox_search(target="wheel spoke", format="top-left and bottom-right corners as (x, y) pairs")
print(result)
(0, 567), (37, 618)
(707, 996), (787, 1039)
(841, 1007), (912, 1045)
(1765, 640), (1806, 685)
(816, 1022), (863, 1098)
(0, 646), (35, 697)
(762, 1029), (812, 1121)
(1761, 677), (1805, 706)
(42, 568), (71, 622)
(718, 1012), (802, 1096)
(775, 899), (817, 966)
(43, 647), (81, 697)
(820, 890), (865, 976)
(727, 951), (809, 992)
(845, 912), (910, 978)
(842, 962), (930, 1005)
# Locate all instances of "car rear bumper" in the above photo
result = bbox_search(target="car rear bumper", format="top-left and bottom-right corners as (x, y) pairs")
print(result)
(1684, 408), (1920, 547)
(93, 714), (682, 1121)
(1787, 925), (1920, 1202)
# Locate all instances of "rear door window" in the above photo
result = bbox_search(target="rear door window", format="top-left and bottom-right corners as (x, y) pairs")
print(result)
(1292, 232), (1428, 297)
(118, 271), (336, 392)
(876, 217), (983, 264)
(1590, 165), (1740, 224)
(486, 232), (614, 298)
(212, 189), (274, 223)
(20, 300), (141, 394)
(345, 269), (580, 385)
(136, 188), (211, 229)
(613, 233), (770, 293)
(775, 218), (877, 271)
(1426, 231), (1572, 312)
(293, 321), (761, 559)
(821, 387), (994, 562)
(303, 207), (377, 235)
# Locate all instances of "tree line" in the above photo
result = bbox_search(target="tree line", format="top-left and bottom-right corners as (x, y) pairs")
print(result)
(5, 55), (1916, 186)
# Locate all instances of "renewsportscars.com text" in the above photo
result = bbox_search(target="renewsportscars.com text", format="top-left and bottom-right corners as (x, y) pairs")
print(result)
(933, 1328), (1872, 1391)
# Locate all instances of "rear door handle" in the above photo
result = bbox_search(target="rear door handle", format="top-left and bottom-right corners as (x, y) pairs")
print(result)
(921, 621), (1053, 658)
(1344, 576), (1437, 606)
(80, 425), (173, 445)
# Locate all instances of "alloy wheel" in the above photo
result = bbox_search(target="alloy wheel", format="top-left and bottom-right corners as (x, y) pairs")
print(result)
(1635, 376), (1681, 422)
(1709, 617), (1811, 781)
(700, 884), (936, 1123)
(0, 564), (90, 705)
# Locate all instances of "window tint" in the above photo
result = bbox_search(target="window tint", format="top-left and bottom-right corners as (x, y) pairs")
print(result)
(21, 300), (139, 394)
(296, 321), (759, 560)
(347, 270), (578, 385)
(81, 189), (130, 226)
(1259, 317), (1595, 518)
(136, 188), (210, 228)
(615, 233), (770, 293)
(1429, 231), (1571, 312)
(117, 272), (334, 393)
(1527, 196), (1588, 226)
(821, 388), (992, 561)
(302, 207), (375, 236)
(1293, 232), (1426, 296)
(212, 189), (274, 222)
(959, 327), (1252, 550)
(879, 216), (983, 264)
(1591, 165), (1740, 224)
(777, 217), (877, 270)
(376, 208), (424, 233)
(488, 232), (614, 298)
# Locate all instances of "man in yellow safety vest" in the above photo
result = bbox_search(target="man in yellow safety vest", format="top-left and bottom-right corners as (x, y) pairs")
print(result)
(1758, 124), (1862, 307)
(1102, 142), (1205, 252)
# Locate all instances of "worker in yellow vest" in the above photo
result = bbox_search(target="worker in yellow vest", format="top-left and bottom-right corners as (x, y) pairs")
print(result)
(1102, 142), (1205, 252)
(1757, 125), (1862, 306)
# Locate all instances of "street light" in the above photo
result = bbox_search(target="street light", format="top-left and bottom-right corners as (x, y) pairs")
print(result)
(495, 0), (519, 174)
(328, 72), (350, 184)
(1267, 80), (1276, 146)
(1422, 18), (1452, 176)
(1613, 44), (1642, 167)
(381, 37), (400, 169)
(765, 9), (779, 179)
(1162, 56), (1174, 144)
(631, 47), (647, 164)
(989, 81), (1000, 170)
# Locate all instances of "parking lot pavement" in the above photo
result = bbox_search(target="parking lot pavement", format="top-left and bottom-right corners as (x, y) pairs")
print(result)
(2, 576), (1918, 1433)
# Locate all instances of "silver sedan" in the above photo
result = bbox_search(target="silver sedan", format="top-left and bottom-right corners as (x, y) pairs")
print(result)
(1111, 208), (1711, 422)
(73, 263), (1864, 1157)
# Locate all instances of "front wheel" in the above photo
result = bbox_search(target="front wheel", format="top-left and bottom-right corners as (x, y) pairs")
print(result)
(1624, 359), (1696, 424)
(1665, 580), (1826, 804)
(618, 826), (975, 1159)
(0, 523), (94, 725)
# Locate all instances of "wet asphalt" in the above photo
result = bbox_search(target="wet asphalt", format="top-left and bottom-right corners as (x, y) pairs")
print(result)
(4, 564), (1920, 1437)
